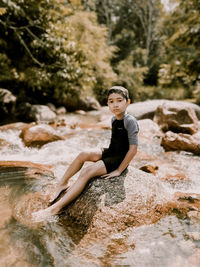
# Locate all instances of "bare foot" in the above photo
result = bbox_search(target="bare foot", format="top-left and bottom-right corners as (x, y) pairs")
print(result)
(49, 184), (69, 204)
(32, 206), (58, 222)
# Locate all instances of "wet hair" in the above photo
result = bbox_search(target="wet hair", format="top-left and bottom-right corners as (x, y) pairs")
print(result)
(107, 86), (129, 101)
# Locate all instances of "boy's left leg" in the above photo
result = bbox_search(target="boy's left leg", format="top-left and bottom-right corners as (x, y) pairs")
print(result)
(50, 149), (102, 203)
(32, 160), (107, 222)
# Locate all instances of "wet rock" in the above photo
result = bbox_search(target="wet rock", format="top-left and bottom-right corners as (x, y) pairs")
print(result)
(127, 100), (200, 120)
(28, 104), (57, 122)
(20, 123), (64, 147)
(138, 119), (163, 141)
(56, 106), (67, 115)
(61, 94), (100, 111)
(161, 131), (200, 155)
(0, 88), (16, 120)
(172, 192), (200, 214)
(154, 102), (199, 134)
(47, 102), (57, 113)
(139, 165), (158, 175)
(75, 110), (86, 115)
(17, 103), (56, 122)
(63, 167), (172, 235)
(0, 161), (55, 228)
(0, 160), (54, 178)
(0, 122), (27, 131)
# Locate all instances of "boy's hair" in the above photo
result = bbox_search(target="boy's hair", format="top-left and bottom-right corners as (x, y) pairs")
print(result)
(107, 86), (129, 101)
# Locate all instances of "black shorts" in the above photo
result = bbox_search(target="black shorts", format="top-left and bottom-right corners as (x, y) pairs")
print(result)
(101, 148), (126, 173)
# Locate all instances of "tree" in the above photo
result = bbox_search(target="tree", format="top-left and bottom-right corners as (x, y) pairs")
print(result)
(158, 0), (200, 92)
(0, 0), (115, 109)
(84, 0), (164, 87)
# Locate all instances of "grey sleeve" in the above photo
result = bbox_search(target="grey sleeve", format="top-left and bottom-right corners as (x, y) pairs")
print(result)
(124, 115), (139, 145)
(111, 116), (116, 124)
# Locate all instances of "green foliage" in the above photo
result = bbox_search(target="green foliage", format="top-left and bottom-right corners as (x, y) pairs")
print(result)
(0, 0), (115, 108)
(85, 0), (164, 88)
(68, 10), (116, 104)
(159, 0), (200, 93)
(114, 54), (148, 101)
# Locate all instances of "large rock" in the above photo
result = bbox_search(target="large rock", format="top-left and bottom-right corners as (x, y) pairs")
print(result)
(30, 105), (57, 121)
(138, 119), (163, 140)
(20, 123), (64, 147)
(0, 88), (16, 120)
(154, 102), (199, 134)
(17, 103), (56, 122)
(61, 94), (101, 111)
(64, 167), (172, 234)
(127, 100), (200, 120)
(0, 122), (27, 131)
(161, 131), (200, 155)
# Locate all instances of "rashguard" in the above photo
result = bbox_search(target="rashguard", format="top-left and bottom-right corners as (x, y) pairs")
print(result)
(101, 113), (139, 173)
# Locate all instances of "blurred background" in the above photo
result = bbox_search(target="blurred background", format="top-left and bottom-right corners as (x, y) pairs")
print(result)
(0, 0), (200, 111)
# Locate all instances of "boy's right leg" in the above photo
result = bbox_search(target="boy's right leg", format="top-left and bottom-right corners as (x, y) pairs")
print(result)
(33, 160), (107, 222)
(50, 149), (102, 203)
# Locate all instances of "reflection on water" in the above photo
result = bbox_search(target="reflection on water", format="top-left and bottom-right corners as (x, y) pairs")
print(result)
(113, 215), (200, 267)
(0, 113), (200, 266)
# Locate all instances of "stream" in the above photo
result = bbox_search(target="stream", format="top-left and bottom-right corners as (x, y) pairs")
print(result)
(0, 111), (200, 267)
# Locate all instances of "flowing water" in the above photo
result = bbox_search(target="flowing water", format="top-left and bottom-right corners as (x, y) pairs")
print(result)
(0, 112), (200, 266)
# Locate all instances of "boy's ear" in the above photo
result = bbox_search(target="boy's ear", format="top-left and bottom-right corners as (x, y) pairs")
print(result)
(127, 98), (131, 105)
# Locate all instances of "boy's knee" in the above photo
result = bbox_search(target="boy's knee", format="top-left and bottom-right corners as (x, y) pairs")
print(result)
(78, 150), (101, 162)
(77, 151), (88, 162)
(80, 166), (94, 180)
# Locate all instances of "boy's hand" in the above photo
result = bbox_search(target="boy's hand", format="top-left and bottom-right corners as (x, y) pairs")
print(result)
(101, 169), (121, 179)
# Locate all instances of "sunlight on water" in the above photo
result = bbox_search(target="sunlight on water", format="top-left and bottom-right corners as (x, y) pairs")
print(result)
(113, 215), (200, 267)
(0, 114), (200, 266)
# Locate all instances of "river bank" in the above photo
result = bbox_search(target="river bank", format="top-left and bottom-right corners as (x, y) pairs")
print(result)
(0, 99), (200, 266)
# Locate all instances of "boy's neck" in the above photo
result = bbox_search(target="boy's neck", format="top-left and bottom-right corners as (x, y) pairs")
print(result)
(115, 111), (127, 120)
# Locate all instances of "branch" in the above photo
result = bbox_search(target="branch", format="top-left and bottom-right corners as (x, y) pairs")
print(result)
(13, 28), (44, 67)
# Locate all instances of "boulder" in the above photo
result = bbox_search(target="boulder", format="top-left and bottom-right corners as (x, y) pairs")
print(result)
(0, 160), (53, 177)
(0, 88), (16, 120)
(154, 102), (199, 134)
(17, 103), (56, 122)
(61, 94), (101, 111)
(28, 104), (57, 122)
(161, 131), (200, 155)
(56, 106), (67, 115)
(0, 122), (27, 131)
(139, 164), (158, 175)
(20, 123), (64, 147)
(138, 119), (163, 140)
(64, 167), (172, 235)
(127, 100), (200, 120)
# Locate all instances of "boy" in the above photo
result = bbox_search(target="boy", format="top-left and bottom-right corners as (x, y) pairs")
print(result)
(33, 86), (139, 222)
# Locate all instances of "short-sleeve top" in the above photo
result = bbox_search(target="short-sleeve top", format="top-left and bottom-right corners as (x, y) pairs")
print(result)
(107, 113), (139, 156)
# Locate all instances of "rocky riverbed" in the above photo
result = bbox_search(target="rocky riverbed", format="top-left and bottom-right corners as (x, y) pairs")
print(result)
(0, 99), (200, 266)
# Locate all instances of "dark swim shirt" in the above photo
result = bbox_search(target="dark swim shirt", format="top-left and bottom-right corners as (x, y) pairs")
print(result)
(101, 113), (139, 173)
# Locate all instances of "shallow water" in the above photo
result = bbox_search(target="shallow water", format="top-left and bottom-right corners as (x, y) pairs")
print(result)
(0, 112), (200, 266)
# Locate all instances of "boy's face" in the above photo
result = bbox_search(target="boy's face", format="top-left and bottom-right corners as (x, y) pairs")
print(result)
(107, 93), (130, 118)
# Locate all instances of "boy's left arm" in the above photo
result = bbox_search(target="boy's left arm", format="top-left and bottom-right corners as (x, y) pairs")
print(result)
(101, 145), (137, 179)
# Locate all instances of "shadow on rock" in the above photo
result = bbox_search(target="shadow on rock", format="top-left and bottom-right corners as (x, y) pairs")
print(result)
(60, 170), (127, 243)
